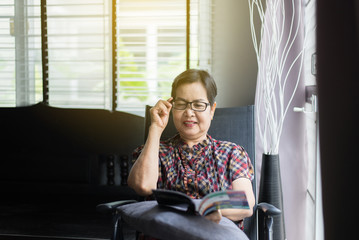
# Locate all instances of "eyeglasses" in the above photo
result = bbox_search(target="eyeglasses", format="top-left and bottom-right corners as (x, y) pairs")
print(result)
(172, 100), (210, 112)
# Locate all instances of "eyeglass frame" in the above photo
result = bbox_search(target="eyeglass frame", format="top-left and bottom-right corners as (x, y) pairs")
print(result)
(172, 99), (211, 112)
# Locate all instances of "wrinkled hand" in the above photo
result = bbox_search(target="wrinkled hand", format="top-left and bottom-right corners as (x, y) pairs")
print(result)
(204, 209), (222, 224)
(150, 97), (173, 133)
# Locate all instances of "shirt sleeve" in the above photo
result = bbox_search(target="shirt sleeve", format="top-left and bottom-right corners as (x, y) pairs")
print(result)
(132, 144), (144, 164)
(229, 145), (254, 181)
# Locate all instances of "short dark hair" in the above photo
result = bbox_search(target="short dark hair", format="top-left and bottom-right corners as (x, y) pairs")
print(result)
(171, 69), (217, 106)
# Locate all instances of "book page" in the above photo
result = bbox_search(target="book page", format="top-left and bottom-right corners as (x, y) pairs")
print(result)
(153, 189), (197, 214)
(198, 191), (249, 216)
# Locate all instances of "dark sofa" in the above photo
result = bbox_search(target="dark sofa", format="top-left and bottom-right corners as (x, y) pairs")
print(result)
(0, 103), (144, 239)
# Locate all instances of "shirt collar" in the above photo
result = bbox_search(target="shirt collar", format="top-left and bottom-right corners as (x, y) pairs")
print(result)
(172, 133), (212, 151)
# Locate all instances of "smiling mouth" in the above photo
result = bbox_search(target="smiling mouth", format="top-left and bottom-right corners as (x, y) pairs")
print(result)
(183, 121), (197, 127)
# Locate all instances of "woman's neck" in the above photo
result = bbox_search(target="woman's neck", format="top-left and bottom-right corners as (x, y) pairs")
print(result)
(180, 134), (208, 148)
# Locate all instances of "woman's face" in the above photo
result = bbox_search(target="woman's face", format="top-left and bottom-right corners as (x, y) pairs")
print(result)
(172, 82), (216, 146)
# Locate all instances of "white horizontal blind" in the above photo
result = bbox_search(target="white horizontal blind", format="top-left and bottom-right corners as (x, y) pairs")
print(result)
(46, 0), (111, 109)
(0, 0), (212, 112)
(0, 0), (42, 107)
(196, 0), (212, 72)
(115, 0), (204, 115)
(0, 1), (16, 106)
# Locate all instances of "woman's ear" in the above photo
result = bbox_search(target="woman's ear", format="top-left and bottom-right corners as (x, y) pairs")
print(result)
(210, 102), (216, 120)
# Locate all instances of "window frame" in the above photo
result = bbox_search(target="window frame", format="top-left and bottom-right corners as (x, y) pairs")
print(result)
(0, 0), (212, 116)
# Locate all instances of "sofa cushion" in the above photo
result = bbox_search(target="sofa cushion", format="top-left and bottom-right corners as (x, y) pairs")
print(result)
(118, 201), (248, 240)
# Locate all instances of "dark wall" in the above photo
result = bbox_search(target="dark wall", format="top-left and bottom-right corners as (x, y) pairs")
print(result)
(317, 1), (359, 239)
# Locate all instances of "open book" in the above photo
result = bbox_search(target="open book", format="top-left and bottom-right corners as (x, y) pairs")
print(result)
(152, 189), (249, 216)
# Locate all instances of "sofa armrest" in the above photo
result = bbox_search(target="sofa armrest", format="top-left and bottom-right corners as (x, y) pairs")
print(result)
(257, 202), (281, 216)
(96, 200), (137, 214)
(256, 202), (281, 240)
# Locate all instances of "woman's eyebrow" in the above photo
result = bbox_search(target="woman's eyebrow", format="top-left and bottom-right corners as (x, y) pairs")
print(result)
(175, 97), (207, 102)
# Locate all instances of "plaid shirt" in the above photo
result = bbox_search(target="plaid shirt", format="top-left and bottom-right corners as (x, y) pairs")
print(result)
(133, 134), (254, 199)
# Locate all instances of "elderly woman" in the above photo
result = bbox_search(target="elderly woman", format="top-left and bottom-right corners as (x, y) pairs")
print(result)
(128, 69), (255, 226)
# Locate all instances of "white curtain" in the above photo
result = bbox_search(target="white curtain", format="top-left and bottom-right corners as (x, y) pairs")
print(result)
(254, 0), (308, 240)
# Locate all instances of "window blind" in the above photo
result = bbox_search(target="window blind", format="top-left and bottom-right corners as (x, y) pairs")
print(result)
(197, 0), (212, 72)
(0, 0), (42, 107)
(46, 0), (111, 109)
(0, 0), (212, 114)
(116, 0), (190, 114)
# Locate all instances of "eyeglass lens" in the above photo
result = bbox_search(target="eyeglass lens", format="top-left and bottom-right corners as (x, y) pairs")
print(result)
(173, 101), (208, 111)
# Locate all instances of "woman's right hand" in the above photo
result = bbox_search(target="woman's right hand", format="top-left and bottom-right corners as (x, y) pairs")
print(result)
(150, 97), (173, 133)
(129, 98), (173, 196)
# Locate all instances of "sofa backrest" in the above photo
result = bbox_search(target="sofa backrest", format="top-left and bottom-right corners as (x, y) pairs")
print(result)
(0, 103), (144, 202)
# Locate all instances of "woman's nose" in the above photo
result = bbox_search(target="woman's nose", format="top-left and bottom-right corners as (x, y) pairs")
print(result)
(184, 104), (195, 116)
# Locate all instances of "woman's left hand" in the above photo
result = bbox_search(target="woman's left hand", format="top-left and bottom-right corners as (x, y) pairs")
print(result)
(204, 209), (222, 224)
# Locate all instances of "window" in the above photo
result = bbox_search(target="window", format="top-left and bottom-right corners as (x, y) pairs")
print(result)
(0, 0), (213, 116)
(116, 0), (188, 114)
(303, 0), (323, 239)
(115, 0), (211, 115)
(0, 0), (42, 107)
(46, 0), (111, 108)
